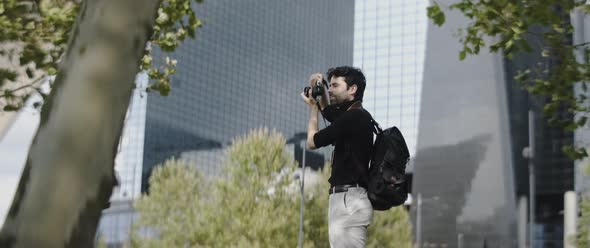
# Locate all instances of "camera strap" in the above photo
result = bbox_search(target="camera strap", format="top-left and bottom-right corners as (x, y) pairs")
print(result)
(316, 101), (328, 127)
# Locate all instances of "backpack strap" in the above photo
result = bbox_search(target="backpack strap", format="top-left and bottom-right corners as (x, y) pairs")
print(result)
(369, 118), (382, 135)
(348, 102), (382, 135)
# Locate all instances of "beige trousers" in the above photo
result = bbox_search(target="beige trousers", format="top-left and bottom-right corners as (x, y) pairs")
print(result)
(328, 187), (374, 248)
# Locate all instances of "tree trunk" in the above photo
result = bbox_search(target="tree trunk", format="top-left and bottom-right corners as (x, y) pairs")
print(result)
(0, 0), (160, 247)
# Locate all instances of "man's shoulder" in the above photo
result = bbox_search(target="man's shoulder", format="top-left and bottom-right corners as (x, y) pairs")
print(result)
(346, 108), (372, 118)
(340, 108), (373, 123)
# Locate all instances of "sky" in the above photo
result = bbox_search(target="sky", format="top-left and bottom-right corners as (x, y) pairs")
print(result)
(0, 110), (39, 224)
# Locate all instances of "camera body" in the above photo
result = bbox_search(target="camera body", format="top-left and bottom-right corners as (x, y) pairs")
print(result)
(304, 80), (328, 99)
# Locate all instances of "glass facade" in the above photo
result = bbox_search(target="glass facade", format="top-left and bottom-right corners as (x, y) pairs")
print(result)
(97, 74), (148, 246)
(504, 23), (574, 247)
(353, 0), (428, 159)
(412, 1), (576, 247)
(142, 0), (354, 192)
(573, 8), (590, 194)
(96, 200), (137, 246)
(111, 73), (148, 201)
(411, 0), (517, 246)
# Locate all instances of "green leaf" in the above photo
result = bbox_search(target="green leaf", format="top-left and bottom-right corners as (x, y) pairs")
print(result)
(3, 104), (19, 111)
(427, 4), (446, 27)
(514, 71), (529, 82)
(552, 24), (565, 34)
(578, 116), (589, 127)
(563, 145), (589, 160)
(0, 68), (18, 83)
(25, 67), (34, 78)
(47, 67), (57, 75)
(506, 39), (514, 50)
(25, 21), (35, 30)
(459, 50), (466, 60)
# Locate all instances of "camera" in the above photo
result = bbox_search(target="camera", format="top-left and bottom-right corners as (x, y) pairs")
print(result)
(304, 80), (328, 99)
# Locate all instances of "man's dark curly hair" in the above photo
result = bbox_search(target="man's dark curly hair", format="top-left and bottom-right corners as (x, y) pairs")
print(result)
(326, 66), (366, 101)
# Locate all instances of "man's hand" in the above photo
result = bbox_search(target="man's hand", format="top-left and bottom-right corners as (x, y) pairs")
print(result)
(300, 90), (318, 108)
(307, 72), (329, 110)
(309, 72), (323, 87)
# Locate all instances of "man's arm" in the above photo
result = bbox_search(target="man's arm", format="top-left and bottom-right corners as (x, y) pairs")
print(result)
(306, 105), (319, 150)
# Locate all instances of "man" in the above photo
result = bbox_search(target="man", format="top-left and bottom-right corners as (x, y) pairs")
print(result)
(300, 66), (374, 247)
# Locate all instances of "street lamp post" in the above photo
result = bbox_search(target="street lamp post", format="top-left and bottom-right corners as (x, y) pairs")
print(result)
(416, 193), (422, 248)
(297, 140), (306, 248)
(522, 110), (535, 248)
(415, 194), (441, 248)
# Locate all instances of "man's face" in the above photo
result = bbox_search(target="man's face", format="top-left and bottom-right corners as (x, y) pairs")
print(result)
(328, 76), (355, 104)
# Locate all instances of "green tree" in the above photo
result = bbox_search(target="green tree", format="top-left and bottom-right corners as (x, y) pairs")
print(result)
(577, 192), (590, 247)
(0, 0), (202, 112)
(132, 128), (301, 247)
(368, 210), (413, 248)
(132, 128), (413, 247)
(0, 0), (203, 247)
(576, 163), (590, 246)
(427, 0), (590, 159)
(131, 159), (212, 247)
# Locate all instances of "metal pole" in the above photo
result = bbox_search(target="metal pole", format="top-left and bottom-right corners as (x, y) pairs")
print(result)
(528, 110), (535, 248)
(416, 193), (422, 248)
(518, 196), (527, 248)
(564, 191), (577, 248)
(297, 141), (306, 248)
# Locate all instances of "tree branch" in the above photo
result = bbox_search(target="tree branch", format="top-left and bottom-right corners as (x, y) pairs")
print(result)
(0, 76), (46, 99)
(574, 41), (590, 48)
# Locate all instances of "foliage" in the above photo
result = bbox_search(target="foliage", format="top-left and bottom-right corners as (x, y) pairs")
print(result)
(0, 0), (203, 111)
(427, 0), (590, 159)
(131, 159), (211, 247)
(576, 192), (590, 247)
(96, 234), (109, 248)
(367, 209), (413, 248)
(576, 163), (590, 247)
(131, 128), (413, 247)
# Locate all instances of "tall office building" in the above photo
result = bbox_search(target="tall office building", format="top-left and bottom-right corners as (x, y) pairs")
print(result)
(413, 4), (518, 244)
(111, 73), (149, 201)
(353, 0), (428, 159)
(504, 23), (574, 247)
(573, 8), (590, 194)
(96, 73), (148, 245)
(142, 0), (354, 191)
(98, 1), (354, 246)
(412, 0), (575, 247)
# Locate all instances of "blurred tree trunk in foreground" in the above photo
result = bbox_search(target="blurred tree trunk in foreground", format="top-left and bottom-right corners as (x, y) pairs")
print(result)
(0, 0), (160, 247)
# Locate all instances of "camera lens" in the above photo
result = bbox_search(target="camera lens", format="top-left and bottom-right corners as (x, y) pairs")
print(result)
(312, 85), (324, 98)
(303, 87), (311, 97)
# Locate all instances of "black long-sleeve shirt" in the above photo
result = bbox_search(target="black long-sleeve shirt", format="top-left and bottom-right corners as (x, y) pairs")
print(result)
(313, 107), (373, 188)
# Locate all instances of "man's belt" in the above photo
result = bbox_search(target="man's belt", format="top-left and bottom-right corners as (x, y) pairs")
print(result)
(329, 184), (362, 195)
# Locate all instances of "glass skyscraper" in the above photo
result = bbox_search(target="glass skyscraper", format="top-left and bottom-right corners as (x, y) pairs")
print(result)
(142, 0), (354, 192)
(412, 0), (575, 247)
(111, 73), (148, 201)
(97, 74), (148, 245)
(353, 0), (429, 158)
(98, 1), (354, 246)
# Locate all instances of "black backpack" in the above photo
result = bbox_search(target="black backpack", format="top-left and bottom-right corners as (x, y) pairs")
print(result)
(367, 119), (410, 211)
